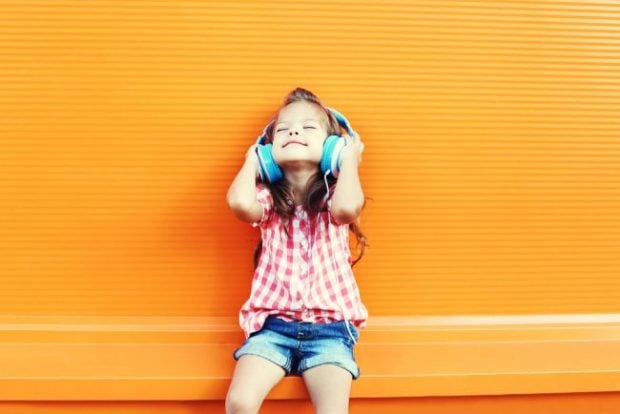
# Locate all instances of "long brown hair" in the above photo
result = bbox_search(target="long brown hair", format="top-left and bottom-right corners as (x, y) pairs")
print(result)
(254, 87), (368, 267)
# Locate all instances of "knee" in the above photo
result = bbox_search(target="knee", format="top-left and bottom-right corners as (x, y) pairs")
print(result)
(225, 388), (262, 414)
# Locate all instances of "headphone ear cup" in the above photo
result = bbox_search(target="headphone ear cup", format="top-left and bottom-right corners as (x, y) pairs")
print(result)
(255, 143), (283, 183)
(321, 135), (347, 178)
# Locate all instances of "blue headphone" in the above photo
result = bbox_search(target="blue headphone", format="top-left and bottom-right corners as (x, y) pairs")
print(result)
(255, 107), (355, 183)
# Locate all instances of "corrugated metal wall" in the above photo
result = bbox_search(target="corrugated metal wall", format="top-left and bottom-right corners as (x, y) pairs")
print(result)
(1, 0), (619, 317)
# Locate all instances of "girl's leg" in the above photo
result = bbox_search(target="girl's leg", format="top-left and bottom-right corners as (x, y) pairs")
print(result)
(302, 364), (352, 414)
(225, 354), (286, 414)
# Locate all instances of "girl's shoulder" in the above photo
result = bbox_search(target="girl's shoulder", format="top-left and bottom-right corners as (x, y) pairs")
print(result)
(256, 183), (273, 202)
(252, 183), (275, 228)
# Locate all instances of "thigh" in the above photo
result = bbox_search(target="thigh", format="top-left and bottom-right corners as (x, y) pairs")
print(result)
(226, 355), (286, 410)
(302, 364), (352, 414)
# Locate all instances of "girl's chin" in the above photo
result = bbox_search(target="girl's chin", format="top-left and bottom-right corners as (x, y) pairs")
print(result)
(275, 152), (321, 164)
(276, 158), (321, 169)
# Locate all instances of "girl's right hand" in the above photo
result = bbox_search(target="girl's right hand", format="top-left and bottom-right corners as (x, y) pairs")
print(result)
(341, 131), (364, 166)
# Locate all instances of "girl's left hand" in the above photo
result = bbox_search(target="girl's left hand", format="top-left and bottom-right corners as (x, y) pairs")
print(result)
(341, 131), (364, 165)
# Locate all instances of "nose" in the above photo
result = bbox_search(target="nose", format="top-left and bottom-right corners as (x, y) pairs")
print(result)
(288, 124), (301, 136)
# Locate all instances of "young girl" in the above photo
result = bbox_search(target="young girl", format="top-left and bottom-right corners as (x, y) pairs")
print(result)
(225, 87), (368, 414)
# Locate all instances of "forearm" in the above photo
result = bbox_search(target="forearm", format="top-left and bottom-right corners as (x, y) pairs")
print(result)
(330, 155), (364, 223)
(226, 155), (261, 220)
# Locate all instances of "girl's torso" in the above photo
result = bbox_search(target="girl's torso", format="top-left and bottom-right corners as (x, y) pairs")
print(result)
(239, 185), (368, 337)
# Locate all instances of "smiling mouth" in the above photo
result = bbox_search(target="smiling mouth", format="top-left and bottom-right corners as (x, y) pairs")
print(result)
(283, 141), (307, 148)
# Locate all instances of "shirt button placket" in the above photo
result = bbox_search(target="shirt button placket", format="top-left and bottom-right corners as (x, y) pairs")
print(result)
(300, 215), (312, 321)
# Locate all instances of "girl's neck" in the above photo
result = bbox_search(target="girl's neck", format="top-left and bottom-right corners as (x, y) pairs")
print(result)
(284, 168), (315, 205)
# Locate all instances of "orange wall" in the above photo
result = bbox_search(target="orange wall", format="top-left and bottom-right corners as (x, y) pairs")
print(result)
(1, 0), (619, 318)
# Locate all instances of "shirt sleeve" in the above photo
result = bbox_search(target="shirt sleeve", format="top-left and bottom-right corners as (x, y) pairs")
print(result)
(251, 184), (274, 228)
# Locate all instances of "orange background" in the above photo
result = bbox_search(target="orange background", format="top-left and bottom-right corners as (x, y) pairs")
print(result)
(2, 0), (619, 318)
(1, 0), (619, 411)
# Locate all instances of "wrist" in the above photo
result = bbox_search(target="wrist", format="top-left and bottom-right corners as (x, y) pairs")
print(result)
(340, 150), (360, 169)
(244, 154), (260, 179)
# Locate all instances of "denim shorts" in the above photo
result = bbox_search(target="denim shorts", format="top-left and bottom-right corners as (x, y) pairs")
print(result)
(233, 316), (361, 379)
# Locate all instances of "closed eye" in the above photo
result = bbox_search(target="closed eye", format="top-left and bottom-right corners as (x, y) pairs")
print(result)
(276, 127), (288, 132)
(303, 126), (316, 129)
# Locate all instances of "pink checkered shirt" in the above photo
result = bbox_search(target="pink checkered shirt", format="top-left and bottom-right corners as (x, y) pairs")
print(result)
(238, 184), (368, 338)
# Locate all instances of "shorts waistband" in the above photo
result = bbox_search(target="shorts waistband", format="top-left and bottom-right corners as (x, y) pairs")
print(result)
(263, 315), (357, 344)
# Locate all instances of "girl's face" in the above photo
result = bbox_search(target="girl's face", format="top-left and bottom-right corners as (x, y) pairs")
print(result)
(271, 101), (328, 170)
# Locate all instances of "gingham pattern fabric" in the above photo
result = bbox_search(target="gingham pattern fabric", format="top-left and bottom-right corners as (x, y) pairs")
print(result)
(239, 184), (368, 338)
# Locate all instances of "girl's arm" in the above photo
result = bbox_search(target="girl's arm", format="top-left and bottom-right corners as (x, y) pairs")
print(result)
(226, 145), (263, 223)
(329, 132), (365, 224)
